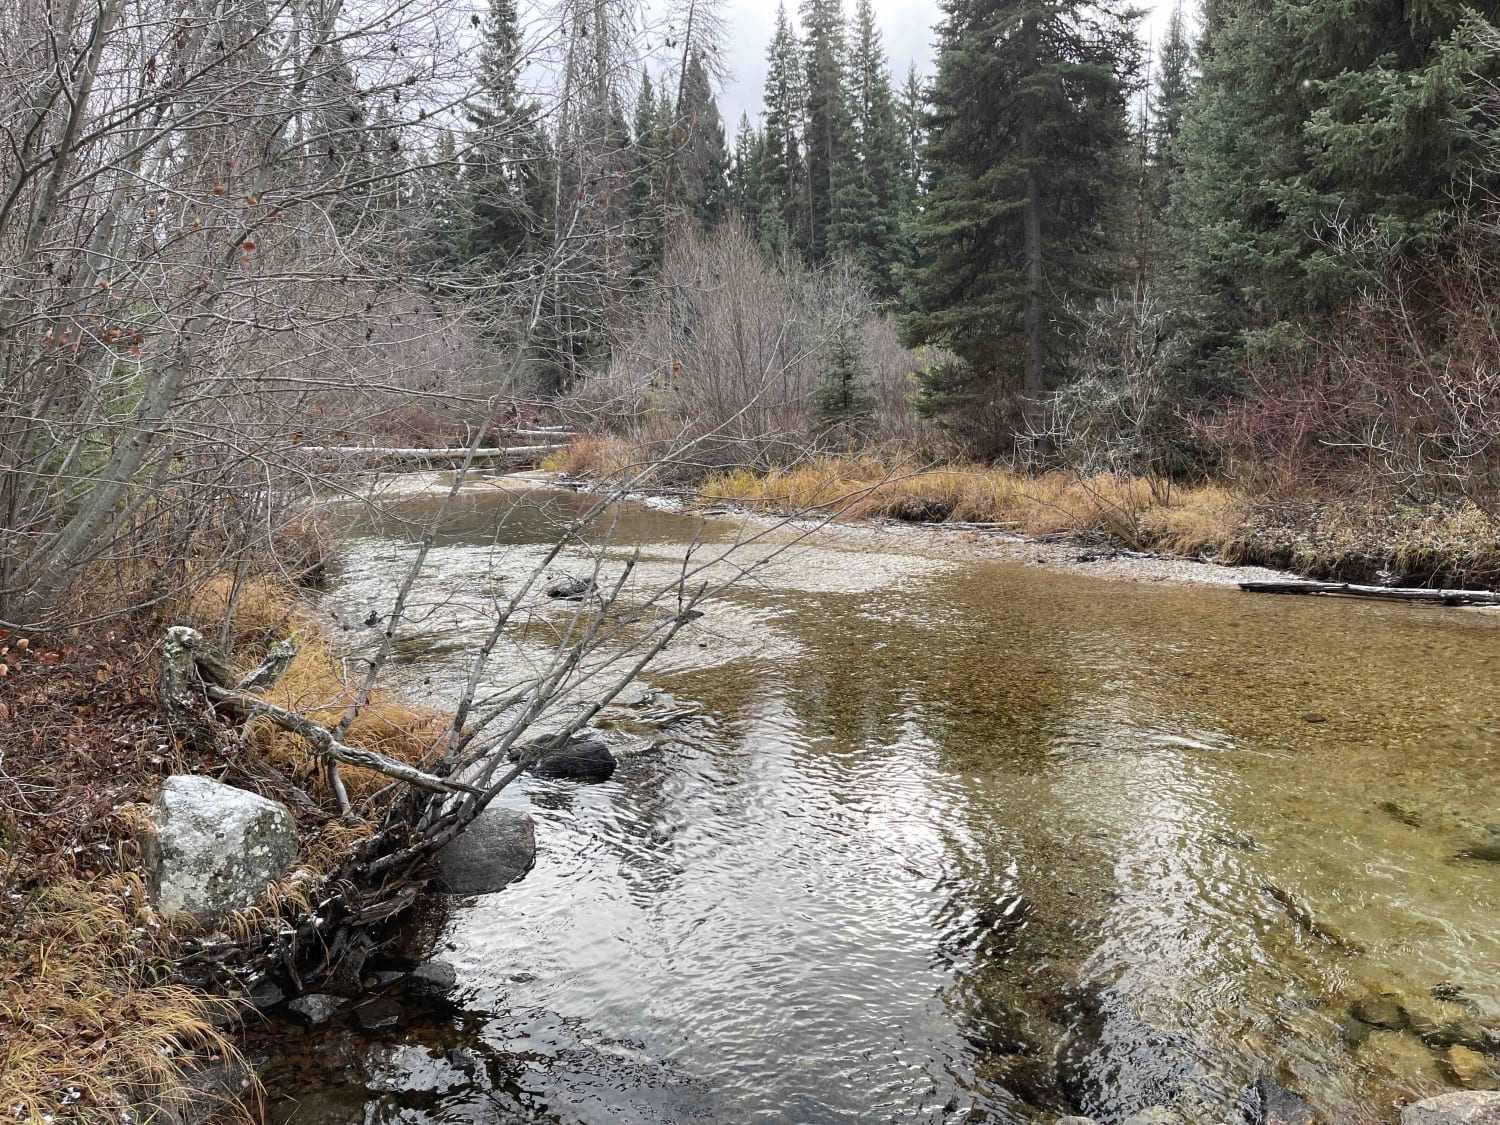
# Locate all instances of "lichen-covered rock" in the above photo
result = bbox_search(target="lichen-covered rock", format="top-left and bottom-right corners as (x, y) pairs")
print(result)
(437, 807), (537, 894)
(144, 775), (297, 923)
(1401, 1092), (1500, 1124)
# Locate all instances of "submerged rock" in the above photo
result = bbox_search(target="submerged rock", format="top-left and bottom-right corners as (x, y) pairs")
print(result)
(1119, 1108), (1184, 1125)
(1456, 844), (1500, 863)
(545, 576), (594, 600)
(408, 959), (458, 1000)
(1242, 1077), (1320, 1124)
(286, 993), (344, 1026)
(437, 807), (537, 894)
(1443, 1046), (1498, 1091)
(353, 998), (402, 1032)
(144, 775), (297, 923)
(1401, 1092), (1500, 1124)
(1351, 994), (1409, 1030)
(530, 736), (617, 782)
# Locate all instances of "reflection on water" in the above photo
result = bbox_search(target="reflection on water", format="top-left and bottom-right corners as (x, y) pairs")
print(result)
(268, 482), (1500, 1124)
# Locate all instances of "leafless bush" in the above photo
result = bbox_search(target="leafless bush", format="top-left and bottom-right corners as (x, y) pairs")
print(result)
(0, 0), (554, 627)
(1199, 221), (1500, 514)
(561, 219), (938, 478)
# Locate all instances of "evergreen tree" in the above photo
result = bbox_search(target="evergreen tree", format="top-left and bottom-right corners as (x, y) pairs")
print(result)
(671, 51), (730, 224)
(464, 0), (548, 265)
(800, 0), (854, 259)
(814, 314), (873, 429)
(896, 63), (926, 198)
(630, 70), (671, 278)
(1177, 0), (1500, 317)
(762, 4), (811, 251)
(730, 115), (791, 254)
(829, 0), (913, 300)
(901, 0), (1137, 450)
(1150, 1), (1192, 179)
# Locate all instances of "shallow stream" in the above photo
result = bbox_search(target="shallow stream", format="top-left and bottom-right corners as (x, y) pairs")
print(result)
(267, 479), (1500, 1124)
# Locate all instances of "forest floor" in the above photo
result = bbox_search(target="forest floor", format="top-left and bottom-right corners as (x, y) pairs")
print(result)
(543, 437), (1500, 591)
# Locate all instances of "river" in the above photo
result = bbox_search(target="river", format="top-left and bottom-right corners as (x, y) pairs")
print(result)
(266, 477), (1500, 1124)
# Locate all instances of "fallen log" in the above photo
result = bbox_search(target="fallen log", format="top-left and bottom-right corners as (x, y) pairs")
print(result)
(1239, 580), (1500, 606)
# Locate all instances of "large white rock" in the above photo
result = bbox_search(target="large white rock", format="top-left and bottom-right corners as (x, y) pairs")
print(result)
(144, 775), (297, 922)
(1403, 1093), (1500, 1125)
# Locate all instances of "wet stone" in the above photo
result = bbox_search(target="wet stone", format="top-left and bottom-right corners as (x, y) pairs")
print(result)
(1242, 1077), (1321, 1125)
(1443, 1047), (1498, 1091)
(1401, 1091), (1500, 1124)
(247, 980), (284, 1010)
(530, 737), (617, 782)
(437, 807), (536, 895)
(1352, 995), (1410, 1030)
(1120, 1109), (1185, 1125)
(286, 993), (344, 1026)
(408, 960), (458, 1000)
(353, 998), (403, 1033)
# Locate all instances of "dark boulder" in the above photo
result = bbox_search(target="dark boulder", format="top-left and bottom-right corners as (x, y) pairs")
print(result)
(286, 993), (344, 1026)
(437, 807), (537, 895)
(530, 737), (617, 782)
(408, 960), (458, 1001)
(352, 998), (402, 1033)
(545, 576), (594, 600)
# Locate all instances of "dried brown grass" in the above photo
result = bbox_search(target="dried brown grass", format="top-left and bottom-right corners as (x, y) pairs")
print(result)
(0, 871), (248, 1125)
(700, 458), (1245, 557)
(180, 575), (444, 808)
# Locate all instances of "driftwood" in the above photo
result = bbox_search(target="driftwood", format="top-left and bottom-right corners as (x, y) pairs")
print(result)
(1239, 580), (1500, 606)
(160, 626), (474, 809)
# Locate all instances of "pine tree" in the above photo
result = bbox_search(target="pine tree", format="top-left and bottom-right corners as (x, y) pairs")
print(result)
(900, 0), (1137, 451)
(829, 0), (912, 300)
(464, 0), (548, 265)
(800, 0), (854, 260)
(671, 51), (730, 224)
(762, 3), (811, 251)
(1177, 0), (1500, 317)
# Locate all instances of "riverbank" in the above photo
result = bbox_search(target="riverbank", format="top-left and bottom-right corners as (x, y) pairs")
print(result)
(543, 439), (1500, 591)
(0, 570), (441, 1123)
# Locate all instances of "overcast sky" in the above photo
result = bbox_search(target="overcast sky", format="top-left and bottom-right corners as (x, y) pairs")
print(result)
(714, 0), (1185, 129)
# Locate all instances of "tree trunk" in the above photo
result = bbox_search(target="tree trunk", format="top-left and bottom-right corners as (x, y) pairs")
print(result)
(1019, 14), (1046, 448)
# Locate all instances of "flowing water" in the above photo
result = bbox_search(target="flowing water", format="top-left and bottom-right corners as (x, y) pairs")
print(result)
(267, 479), (1500, 1125)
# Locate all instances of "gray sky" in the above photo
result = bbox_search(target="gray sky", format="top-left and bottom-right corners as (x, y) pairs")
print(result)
(715, 0), (1184, 130)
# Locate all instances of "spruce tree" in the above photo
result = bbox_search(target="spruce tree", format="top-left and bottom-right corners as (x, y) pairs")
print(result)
(464, 0), (548, 266)
(901, 0), (1137, 450)
(1177, 0), (1500, 316)
(829, 0), (913, 300)
(672, 51), (730, 224)
(896, 63), (926, 199)
(762, 4), (811, 251)
(1150, 1), (1192, 180)
(630, 71), (671, 279)
(800, 0), (854, 260)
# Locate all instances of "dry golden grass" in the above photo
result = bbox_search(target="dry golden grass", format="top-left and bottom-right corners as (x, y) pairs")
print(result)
(0, 872), (247, 1125)
(539, 434), (639, 480)
(701, 458), (1248, 556)
(180, 574), (444, 807)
